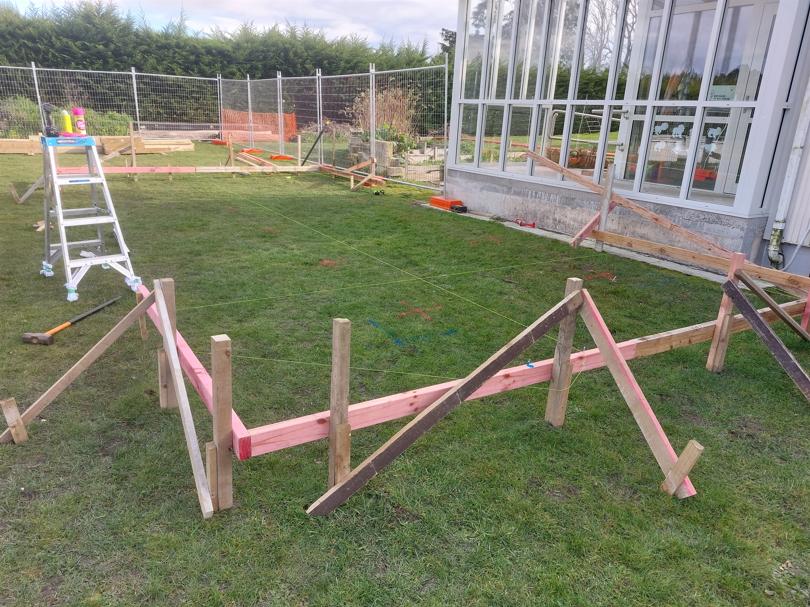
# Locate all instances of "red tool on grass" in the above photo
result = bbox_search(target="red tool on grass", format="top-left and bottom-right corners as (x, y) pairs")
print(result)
(22, 296), (121, 345)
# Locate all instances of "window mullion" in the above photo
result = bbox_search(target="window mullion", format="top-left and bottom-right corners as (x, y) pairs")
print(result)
(529, 0), (554, 174)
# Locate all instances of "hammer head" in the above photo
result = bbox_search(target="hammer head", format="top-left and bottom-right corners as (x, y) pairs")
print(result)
(22, 332), (54, 345)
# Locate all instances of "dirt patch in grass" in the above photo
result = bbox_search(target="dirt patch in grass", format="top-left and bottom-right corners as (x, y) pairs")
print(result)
(40, 574), (64, 606)
(261, 226), (279, 235)
(318, 258), (338, 267)
(729, 416), (765, 440)
(546, 484), (581, 501)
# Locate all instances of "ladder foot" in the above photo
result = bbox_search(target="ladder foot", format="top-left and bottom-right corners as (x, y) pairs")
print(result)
(65, 286), (79, 302)
(40, 262), (54, 278)
(125, 276), (142, 291)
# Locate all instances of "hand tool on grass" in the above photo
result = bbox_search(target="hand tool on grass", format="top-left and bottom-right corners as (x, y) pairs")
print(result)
(23, 296), (121, 345)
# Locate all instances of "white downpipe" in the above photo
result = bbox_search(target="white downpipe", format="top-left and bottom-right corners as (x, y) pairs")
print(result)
(768, 81), (810, 267)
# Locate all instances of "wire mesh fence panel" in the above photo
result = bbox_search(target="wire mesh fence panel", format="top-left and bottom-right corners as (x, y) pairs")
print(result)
(320, 73), (371, 170)
(374, 66), (446, 188)
(135, 73), (218, 138)
(282, 76), (319, 164)
(249, 78), (283, 155)
(221, 78), (252, 146)
(35, 68), (137, 137)
(0, 66), (40, 139)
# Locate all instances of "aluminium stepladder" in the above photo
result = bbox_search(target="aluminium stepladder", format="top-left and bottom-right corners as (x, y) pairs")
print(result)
(39, 136), (141, 301)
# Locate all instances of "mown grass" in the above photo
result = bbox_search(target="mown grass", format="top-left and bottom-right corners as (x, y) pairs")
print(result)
(0, 147), (808, 606)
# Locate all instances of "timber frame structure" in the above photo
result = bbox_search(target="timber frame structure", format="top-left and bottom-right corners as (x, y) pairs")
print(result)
(2, 273), (809, 519)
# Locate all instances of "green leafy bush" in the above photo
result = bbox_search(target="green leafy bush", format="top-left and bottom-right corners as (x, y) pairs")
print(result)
(0, 96), (40, 138)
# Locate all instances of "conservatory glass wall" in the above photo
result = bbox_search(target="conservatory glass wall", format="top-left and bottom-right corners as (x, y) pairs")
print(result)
(451, 0), (782, 211)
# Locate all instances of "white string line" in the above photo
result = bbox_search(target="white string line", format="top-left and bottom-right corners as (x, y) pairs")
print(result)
(177, 253), (597, 312)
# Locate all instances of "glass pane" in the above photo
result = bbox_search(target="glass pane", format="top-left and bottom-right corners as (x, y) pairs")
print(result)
(505, 106), (533, 173)
(641, 106), (696, 195)
(709, 2), (776, 101)
(566, 105), (602, 177)
(601, 105), (645, 189)
(479, 105), (505, 168)
(457, 104), (479, 164)
(463, 0), (490, 99)
(541, 0), (582, 99)
(635, 15), (662, 99)
(489, 0), (517, 99)
(658, 1), (717, 101)
(688, 107), (753, 204)
(512, 0), (549, 99)
(532, 104), (565, 178)
(577, 0), (621, 100)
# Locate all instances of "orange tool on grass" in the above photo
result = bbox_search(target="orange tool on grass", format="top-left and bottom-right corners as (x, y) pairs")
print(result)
(22, 296), (121, 345)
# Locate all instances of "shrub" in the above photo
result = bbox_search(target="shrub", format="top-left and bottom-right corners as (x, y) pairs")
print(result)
(0, 95), (132, 137)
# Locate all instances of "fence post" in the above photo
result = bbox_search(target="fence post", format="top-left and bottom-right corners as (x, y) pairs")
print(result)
(217, 74), (224, 139)
(315, 68), (323, 164)
(276, 71), (284, 155)
(246, 74), (254, 148)
(369, 63), (376, 165)
(31, 62), (44, 132)
(443, 53), (449, 195)
(130, 67), (141, 132)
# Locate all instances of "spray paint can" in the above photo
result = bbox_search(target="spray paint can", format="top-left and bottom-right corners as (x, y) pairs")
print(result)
(72, 107), (86, 135)
(59, 109), (73, 135)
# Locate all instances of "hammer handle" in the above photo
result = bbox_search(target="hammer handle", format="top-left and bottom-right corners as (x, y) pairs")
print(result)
(46, 321), (72, 336)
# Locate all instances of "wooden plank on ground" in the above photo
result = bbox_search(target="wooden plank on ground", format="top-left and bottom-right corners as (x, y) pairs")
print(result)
(306, 291), (583, 515)
(154, 280), (214, 519)
(735, 270), (810, 341)
(722, 281), (810, 401)
(0, 293), (155, 444)
(246, 299), (805, 457)
(1, 398), (28, 444)
(578, 288), (697, 499)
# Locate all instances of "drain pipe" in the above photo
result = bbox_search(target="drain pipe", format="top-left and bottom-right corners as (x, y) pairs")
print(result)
(768, 83), (810, 267)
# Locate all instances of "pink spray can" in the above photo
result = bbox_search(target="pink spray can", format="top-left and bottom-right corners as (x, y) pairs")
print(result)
(72, 107), (87, 135)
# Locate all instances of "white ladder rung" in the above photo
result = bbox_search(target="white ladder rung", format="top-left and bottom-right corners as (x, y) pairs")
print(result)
(68, 254), (128, 268)
(50, 239), (103, 250)
(56, 176), (104, 186)
(62, 216), (116, 227)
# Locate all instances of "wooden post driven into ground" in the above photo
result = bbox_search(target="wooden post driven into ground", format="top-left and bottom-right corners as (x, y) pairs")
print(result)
(307, 291), (584, 515)
(157, 279), (179, 409)
(210, 335), (234, 510)
(328, 319), (352, 488)
(545, 278), (583, 427)
(707, 253), (747, 372)
(1, 399), (28, 444)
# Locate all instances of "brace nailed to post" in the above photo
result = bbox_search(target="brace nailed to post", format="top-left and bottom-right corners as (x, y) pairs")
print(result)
(210, 334), (234, 510)
(545, 277), (583, 427)
(707, 252), (747, 372)
(157, 278), (179, 409)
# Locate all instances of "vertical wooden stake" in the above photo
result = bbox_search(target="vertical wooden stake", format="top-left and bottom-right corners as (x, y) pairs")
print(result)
(211, 334), (234, 510)
(328, 318), (352, 488)
(135, 291), (148, 341)
(545, 278), (583, 427)
(706, 252), (746, 372)
(206, 441), (219, 511)
(129, 121), (138, 182)
(595, 164), (614, 253)
(158, 350), (179, 409)
(228, 134), (234, 168)
(1, 398), (28, 444)
(157, 278), (178, 408)
(297, 135), (302, 165)
(801, 287), (810, 331)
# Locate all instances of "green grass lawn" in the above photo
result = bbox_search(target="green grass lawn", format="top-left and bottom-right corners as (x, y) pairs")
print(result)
(0, 149), (809, 606)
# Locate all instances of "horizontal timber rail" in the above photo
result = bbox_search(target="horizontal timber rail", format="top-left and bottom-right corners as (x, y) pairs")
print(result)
(246, 299), (805, 457)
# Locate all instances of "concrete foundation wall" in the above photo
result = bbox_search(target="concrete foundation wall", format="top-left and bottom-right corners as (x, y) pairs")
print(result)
(447, 168), (769, 257)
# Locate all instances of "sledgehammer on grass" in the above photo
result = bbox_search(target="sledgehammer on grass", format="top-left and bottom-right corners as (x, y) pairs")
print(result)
(22, 296), (121, 345)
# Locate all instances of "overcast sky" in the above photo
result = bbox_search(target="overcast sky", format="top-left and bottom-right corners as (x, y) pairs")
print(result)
(12, 0), (459, 51)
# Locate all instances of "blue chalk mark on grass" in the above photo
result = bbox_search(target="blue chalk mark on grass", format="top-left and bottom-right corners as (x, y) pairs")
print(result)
(367, 319), (458, 349)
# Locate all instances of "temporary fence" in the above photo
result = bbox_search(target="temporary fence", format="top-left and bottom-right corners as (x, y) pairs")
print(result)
(0, 61), (448, 189)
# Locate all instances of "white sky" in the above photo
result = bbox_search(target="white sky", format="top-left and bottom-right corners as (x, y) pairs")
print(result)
(11, 0), (459, 52)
